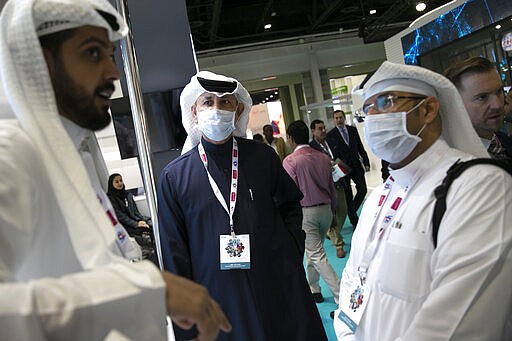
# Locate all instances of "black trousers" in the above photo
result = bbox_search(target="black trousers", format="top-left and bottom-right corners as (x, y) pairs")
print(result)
(342, 167), (367, 228)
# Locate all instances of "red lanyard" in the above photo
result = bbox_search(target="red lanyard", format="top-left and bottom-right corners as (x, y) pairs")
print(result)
(198, 139), (239, 237)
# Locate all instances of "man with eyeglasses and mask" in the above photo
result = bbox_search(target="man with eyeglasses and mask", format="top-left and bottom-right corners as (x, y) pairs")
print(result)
(333, 61), (512, 340)
(158, 71), (326, 341)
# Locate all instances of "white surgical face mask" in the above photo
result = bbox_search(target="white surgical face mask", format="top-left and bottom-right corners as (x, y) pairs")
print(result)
(364, 100), (426, 163)
(197, 108), (236, 141)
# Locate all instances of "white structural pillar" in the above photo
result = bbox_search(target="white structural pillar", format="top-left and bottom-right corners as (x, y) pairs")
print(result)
(308, 51), (328, 123)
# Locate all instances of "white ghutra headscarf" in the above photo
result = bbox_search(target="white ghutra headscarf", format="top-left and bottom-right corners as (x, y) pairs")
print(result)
(362, 61), (488, 158)
(0, 0), (129, 268)
(180, 71), (253, 154)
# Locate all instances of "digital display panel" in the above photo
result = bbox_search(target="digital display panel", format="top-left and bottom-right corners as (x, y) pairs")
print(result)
(402, 0), (512, 64)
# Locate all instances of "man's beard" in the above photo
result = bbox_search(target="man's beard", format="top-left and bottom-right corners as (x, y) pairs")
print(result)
(53, 65), (114, 131)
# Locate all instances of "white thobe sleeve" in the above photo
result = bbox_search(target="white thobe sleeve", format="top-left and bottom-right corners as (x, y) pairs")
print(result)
(0, 262), (167, 340)
(0, 126), (167, 340)
(333, 252), (357, 340)
(398, 167), (512, 340)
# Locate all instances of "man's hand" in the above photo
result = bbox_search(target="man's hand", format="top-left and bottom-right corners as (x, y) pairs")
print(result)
(365, 165), (370, 172)
(137, 221), (150, 228)
(162, 271), (232, 340)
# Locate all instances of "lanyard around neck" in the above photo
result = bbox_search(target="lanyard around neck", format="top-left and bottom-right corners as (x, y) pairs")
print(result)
(318, 140), (334, 159)
(358, 176), (409, 284)
(198, 139), (239, 237)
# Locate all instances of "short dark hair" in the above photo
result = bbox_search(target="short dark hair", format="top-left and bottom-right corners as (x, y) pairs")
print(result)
(39, 28), (77, 59)
(444, 57), (497, 90)
(333, 110), (345, 117)
(287, 120), (309, 145)
(252, 133), (264, 142)
(310, 119), (324, 130)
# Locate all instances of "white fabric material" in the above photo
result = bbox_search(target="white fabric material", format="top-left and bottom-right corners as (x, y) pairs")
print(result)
(334, 138), (512, 340)
(33, 0), (128, 40)
(363, 110), (423, 163)
(180, 70), (252, 154)
(0, 0), (166, 339)
(363, 61), (488, 158)
(61, 117), (143, 262)
(196, 108), (236, 141)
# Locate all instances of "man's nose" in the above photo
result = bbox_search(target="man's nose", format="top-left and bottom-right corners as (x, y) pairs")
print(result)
(105, 59), (121, 81)
(489, 94), (504, 110)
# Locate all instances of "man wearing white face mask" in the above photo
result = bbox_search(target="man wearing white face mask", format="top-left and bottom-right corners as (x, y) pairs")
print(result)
(333, 61), (512, 340)
(158, 71), (327, 341)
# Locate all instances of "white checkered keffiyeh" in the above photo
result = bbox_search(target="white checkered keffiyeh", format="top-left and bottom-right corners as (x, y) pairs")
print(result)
(0, 0), (128, 269)
(363, 61), (488, 158)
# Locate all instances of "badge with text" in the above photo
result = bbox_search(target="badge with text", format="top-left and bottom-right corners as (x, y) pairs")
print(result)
(337, 283), (371, 332)
(220, 234), (251, 270)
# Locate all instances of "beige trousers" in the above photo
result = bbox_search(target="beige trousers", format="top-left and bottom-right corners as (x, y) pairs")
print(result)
(302, 204), (340, 304)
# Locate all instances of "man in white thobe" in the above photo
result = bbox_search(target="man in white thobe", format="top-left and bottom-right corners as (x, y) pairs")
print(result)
(0, 0), (230, 340)
(334, 61), (512, 340)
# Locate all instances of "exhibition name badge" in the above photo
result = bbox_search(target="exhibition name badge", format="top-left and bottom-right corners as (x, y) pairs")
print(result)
(338, 282), (371, 332)
(198, 139), (251, 270)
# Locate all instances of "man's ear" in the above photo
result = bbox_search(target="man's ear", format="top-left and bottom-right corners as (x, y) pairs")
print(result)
(423, 96), (440, 124)
(234, 103), (244, 123)
(191, 105), (198, 124)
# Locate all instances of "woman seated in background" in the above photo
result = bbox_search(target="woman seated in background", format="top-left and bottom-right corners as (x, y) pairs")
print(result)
(107, 173), (156, 262)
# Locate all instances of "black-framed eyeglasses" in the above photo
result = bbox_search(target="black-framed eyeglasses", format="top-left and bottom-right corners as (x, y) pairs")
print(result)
(362, 95), (426, 114)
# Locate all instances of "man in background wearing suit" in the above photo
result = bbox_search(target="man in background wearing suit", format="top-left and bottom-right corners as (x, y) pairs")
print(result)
(327, 110), (370, 228)
(444, 57), (512, 162)
(310, 119), (346, 258)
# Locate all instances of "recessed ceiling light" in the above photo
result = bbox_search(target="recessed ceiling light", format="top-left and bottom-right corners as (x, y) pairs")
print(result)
(271, 11), (277, 17)
(496, 24), (502, 29)
(369, 9), (376, 15)
(270, 95), (273, 98)
(416, 2), (426, 12)
(274, 91), (278, 94)
(264, 23), (272, 29)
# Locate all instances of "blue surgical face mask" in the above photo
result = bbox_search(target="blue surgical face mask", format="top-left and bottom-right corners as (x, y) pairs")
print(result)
(197, 108), (236, 141)
(364, 100), (426, 164)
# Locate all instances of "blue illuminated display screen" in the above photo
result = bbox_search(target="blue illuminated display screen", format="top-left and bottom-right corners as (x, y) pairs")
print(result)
(402, 0), (512, 64)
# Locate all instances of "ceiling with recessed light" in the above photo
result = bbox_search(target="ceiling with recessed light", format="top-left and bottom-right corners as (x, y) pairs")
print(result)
(186, 0), (452, 52)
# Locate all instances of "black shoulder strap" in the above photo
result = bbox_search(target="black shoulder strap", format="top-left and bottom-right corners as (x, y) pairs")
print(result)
(432, 158), (512, 248)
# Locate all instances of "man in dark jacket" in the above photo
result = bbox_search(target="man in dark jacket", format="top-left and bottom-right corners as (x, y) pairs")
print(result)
(326, 110), (370, 228)
(310, 119), (346, 258)
(158, 71), (327, 341)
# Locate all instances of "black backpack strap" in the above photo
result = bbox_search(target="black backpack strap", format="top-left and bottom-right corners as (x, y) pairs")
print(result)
(432, 158), (512, 248)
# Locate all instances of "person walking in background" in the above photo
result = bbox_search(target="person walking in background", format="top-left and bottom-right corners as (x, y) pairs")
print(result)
(444, 56), (512, 162)
(327, 110), (370, 228)
(310, 119), (347, 258)
(158, 71), (327, 341)
(0, 0), (230, 339)
(263, 123), (288, 161)
(334, 61), (512, 340)
(283, 120), (341, 312)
